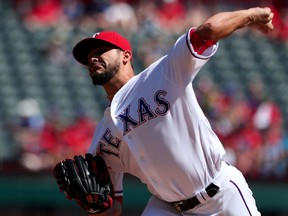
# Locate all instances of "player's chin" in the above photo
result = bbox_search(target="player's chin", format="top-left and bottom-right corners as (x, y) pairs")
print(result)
(91, 74), (110, 86)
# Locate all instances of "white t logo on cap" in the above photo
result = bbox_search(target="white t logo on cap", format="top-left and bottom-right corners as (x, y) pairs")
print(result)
(93, 32), (101, 38)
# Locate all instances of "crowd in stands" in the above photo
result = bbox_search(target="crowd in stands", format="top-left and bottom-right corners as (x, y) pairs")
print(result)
(5, 0), (288, 180)
(195, 77), (288, 180)
(12, 99), (96, 171)
(11, 0), (288, 41)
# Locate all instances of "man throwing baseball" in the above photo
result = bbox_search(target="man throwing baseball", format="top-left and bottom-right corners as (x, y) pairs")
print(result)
(70, 6), (273, 216)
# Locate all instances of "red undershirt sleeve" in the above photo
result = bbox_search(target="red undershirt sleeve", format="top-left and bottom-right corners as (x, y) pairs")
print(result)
(114, 195), (123, 205)
(189, 29), (216, 55)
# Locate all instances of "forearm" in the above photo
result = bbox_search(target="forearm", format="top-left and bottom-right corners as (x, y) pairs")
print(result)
(196, 7), (274, 41)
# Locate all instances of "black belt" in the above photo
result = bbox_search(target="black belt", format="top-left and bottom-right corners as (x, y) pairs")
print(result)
(172, 183), (220, 212)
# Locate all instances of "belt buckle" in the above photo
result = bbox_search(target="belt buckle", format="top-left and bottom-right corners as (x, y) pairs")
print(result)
(173, 201), (185, 212)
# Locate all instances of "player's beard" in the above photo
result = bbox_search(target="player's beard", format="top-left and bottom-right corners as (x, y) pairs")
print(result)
(89, 59), (120, 86)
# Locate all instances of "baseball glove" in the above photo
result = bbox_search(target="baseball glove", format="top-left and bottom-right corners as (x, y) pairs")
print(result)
(53, 153), (114, 214)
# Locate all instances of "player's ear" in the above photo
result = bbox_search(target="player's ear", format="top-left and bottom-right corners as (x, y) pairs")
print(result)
(122, 50), (132, 64)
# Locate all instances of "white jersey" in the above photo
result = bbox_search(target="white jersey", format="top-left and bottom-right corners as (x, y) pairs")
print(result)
(88, 28), (225, 202)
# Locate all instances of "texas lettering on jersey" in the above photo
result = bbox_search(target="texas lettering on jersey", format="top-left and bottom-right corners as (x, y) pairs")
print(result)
(99, 128), (122, 157)
(99, 90), (170, 156)
(116, 90), (170, 135)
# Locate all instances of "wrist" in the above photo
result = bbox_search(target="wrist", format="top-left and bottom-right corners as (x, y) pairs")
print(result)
(247, 8), (257, 25)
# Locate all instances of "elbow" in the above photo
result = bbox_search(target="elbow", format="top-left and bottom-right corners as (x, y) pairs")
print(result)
(196, 23), (221, 41)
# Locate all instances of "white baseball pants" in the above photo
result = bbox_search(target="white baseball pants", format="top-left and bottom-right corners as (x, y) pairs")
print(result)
(141, 162), (261, 216)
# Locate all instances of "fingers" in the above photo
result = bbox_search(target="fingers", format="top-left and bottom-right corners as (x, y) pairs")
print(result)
(266, 9), (274, 28)
(268, 10), (274, 21)
(248, 7), (275, 34)
(262, 8), (274, 33)
(263, 7), (271, 15)
(267, 19), (274, 31)
(250, 7), (273, 24)
(263, 14), (274, 33)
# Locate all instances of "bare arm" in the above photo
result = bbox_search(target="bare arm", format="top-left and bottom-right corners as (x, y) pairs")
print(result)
(196, 7), (274, 41)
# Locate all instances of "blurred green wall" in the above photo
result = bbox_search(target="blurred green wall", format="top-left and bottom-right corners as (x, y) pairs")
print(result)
(0, 174), (287, 216)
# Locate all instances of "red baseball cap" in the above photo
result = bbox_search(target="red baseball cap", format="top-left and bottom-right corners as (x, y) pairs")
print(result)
(73, 31), (132, 65)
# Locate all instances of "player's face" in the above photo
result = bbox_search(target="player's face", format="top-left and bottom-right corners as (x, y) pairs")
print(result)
(87, 46), (121, 86)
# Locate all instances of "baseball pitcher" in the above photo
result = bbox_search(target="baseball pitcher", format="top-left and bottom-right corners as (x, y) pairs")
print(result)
(54, 6), (274, 216)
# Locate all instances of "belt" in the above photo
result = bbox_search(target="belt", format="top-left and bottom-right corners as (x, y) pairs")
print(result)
(172, 183), (220, 212)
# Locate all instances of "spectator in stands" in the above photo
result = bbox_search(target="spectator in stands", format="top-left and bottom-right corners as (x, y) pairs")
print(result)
(61, 108), (97, 158)
(38, 107), (66, 166)
(156, 0), (187, 33)
(39, 107), (97, 168)
(22, 0), (64, 30)
(102, 0), (138, 33)
(247, 79), (286, 178)
(12, 98), (50, 171)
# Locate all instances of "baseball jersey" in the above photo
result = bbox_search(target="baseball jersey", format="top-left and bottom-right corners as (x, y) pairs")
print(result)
(88, 28), (225, 202)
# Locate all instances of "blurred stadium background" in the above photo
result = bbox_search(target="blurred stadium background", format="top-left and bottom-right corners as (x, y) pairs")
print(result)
(0, 0), (288, 215)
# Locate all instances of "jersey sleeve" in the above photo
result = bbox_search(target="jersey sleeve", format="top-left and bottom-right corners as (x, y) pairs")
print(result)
(87, 120), (103, 155)
(189, 28), (217, 57)
(109, 169), (124, 198)
(88, 142), (124, 199)
(163, 28), (218, 85)
(87, 123), (124, 199)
